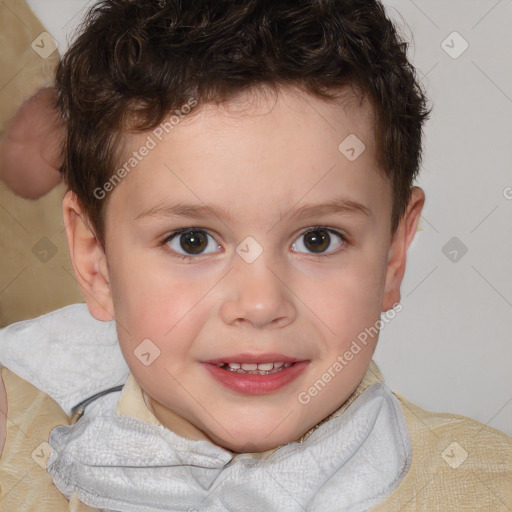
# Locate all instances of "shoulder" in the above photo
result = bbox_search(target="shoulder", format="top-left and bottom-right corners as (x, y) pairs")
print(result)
(0, 364), (71, 434)
(0, 365), (73, 510)
(376, 391), (512, 511)
(0, 369), (6, 457)
(394, 390), (512, 448)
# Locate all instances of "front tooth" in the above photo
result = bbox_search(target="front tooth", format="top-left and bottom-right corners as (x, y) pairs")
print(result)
(257, 363), (274, 371)
(228, 363), (241, 369)
(241, 363), (258, 371)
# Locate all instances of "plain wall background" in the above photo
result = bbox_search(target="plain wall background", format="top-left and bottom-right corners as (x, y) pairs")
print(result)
(25, 0), (512, 436)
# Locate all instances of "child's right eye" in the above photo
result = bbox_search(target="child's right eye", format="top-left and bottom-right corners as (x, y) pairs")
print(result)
(162, 228), (222, 260)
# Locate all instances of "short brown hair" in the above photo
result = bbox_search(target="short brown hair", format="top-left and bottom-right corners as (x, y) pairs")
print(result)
(56, 0), (431, 248)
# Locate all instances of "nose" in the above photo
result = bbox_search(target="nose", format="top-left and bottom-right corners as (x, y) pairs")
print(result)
(219, 253), (297, 329)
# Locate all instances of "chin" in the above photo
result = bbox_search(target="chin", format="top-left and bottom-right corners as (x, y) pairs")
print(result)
(209, 426), (300, 454)
(224, 437), (285, 454)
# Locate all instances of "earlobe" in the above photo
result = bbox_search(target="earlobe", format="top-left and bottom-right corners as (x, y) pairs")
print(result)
(62, 190), (114, 321)
(381, 186), (425, 311)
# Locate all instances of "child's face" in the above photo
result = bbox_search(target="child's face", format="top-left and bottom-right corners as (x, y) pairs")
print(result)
(66, 86), (423, 452)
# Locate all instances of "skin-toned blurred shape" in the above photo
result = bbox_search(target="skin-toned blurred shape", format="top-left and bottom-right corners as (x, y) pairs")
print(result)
(0, 87), (63, 198)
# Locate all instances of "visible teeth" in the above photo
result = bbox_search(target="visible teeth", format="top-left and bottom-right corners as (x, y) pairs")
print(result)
(240, 363), (258, 371)
(221, 361), (294, 375)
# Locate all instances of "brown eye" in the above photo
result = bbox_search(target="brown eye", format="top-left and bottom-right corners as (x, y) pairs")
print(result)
(180, 230), (208, 254)
(304, 229), (330, 252)
(164, 228), (221, 257)
(291, 228), (345, 254)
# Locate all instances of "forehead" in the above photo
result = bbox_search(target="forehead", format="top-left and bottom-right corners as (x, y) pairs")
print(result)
(106, 86), (390, 229)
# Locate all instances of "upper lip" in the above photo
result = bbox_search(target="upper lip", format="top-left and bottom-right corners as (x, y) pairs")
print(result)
(203, 353), (307, 364)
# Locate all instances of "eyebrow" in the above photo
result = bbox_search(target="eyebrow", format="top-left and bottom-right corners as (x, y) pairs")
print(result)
(134, 197), (372, 223)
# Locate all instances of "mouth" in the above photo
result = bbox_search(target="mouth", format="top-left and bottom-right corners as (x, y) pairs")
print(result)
(201, 354), (310, 394)
(212, 361), (296, 375)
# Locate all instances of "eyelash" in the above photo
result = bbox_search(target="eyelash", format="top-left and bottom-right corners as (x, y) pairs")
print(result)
(160, 226), (349, 261)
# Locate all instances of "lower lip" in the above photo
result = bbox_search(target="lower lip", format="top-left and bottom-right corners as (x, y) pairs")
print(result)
(202, 361), (309, 395)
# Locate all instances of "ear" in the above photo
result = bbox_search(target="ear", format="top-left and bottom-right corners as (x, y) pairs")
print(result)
(62, 190), (114, 321)
(381, 186), (425, 311)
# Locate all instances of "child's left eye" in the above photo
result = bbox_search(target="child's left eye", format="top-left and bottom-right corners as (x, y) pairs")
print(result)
(291, 227), (347, 255)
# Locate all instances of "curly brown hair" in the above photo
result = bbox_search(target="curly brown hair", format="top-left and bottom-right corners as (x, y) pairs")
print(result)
(56, 0), (431, 248)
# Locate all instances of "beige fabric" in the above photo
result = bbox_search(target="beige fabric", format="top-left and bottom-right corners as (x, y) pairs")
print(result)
(116, 372), (163, 427)
(1, 361), (511, 511)
(372, 391), (512, 511)
(0, 179), (84, 327)
(0, 0), (83, 327)
(0, 365), (95, 511)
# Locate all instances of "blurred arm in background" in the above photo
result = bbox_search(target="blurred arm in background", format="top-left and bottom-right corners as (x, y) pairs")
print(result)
(0, 86), (63, 198)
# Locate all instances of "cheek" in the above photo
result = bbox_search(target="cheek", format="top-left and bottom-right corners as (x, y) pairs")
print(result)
(107, 248), (200, 338)
(303, 251), (387, 348)
(108, 256), (206, 384)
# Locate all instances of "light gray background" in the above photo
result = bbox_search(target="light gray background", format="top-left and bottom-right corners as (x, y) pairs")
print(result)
(25, 0), (512, 436)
